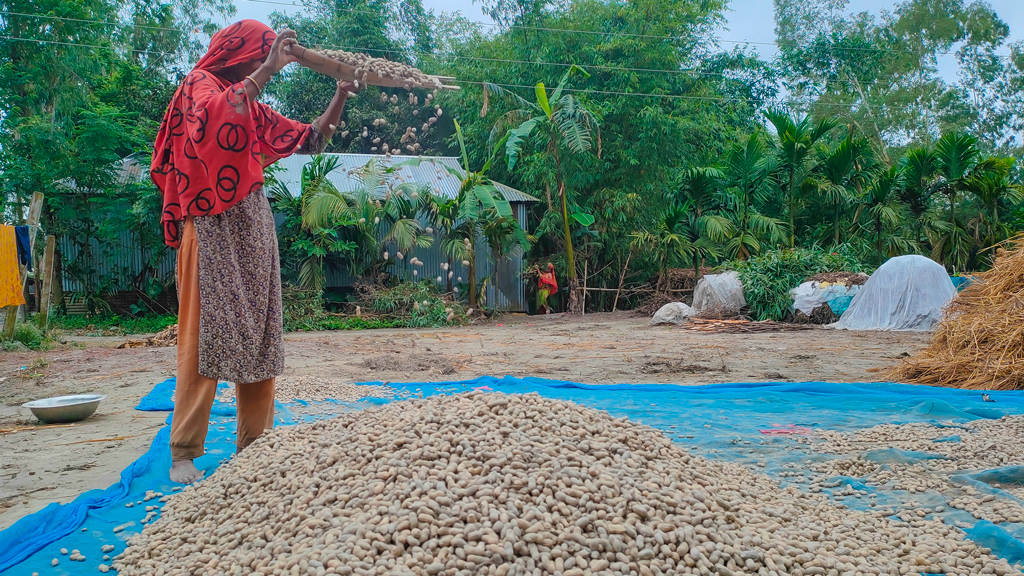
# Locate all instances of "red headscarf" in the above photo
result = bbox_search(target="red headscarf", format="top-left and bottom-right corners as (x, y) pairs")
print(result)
(151, 19), (312, 247)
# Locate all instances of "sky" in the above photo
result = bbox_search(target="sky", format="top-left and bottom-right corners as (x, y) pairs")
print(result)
(233, 0), (1024, 80)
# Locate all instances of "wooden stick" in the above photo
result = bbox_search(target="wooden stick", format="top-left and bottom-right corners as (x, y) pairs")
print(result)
(38, 235), (55, 329)
(0, 423), (77, 435)
(613, 249), (634, 312)
(57, 434), (139, 446)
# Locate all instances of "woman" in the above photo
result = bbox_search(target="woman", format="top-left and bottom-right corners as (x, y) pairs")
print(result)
(536, 263), (557, 314)
(151, 20), (356, 484)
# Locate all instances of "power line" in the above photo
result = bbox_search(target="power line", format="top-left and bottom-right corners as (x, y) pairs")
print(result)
(238, 0), (1005, 58)
(0, 33), (966, 113)
(0, 10), (874, 90)
(0, 34), (176, 56)
(0, 32), (864, 109)
(0, 10), (182, 33)
(4, 6), (1012, 71)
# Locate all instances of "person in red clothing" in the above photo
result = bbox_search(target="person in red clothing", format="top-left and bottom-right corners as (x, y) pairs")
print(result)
(151, 19), (358, 484)
(537, 263), (558, 314)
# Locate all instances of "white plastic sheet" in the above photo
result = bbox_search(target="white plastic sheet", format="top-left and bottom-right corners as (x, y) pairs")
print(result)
(790, 281), (862, 316)
(832, 255), (956, 331)
(692, 271), (746, 316)
(650, 302), (693, 326)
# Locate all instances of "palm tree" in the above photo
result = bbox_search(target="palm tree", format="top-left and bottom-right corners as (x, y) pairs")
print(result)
(764, 109), (839, 248)
(494, 66), (601, 314)
(720, 133), (787, 260)
(899, 146), (939, 246)
(301, 157), (434, 280)
(675, 167), (733, 281)
(806, 134), (871, 245)
(481, 213), (531, 307)
(930, 132), (981, 271)
(966, 157), (1024, 251)
(630, 206), (725, 293)
(855, 166), (914, 265)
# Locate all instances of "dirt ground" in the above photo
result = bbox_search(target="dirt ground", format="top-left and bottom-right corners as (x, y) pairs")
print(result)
(0, 312), (931, 531)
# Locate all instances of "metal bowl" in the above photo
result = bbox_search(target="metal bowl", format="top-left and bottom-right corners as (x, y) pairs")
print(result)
(22, 394), (106, 424)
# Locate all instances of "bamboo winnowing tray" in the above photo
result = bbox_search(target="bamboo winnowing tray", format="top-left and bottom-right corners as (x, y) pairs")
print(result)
(286, 44), (459, 91)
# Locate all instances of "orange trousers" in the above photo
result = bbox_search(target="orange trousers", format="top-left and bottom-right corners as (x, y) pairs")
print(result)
(169, 218), (276, 461)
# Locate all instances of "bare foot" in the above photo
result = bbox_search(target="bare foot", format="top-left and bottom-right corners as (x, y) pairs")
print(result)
(169, 459), (204, 484)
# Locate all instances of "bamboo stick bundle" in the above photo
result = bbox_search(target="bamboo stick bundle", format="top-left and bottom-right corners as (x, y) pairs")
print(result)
(890, 236), (1024, 389)
(286, 44), (458, 91)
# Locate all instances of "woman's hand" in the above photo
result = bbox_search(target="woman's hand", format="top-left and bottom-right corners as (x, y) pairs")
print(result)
(318, 80), (359, 137)
(336, 80), (360, 98)
(262, 28), (298, 74)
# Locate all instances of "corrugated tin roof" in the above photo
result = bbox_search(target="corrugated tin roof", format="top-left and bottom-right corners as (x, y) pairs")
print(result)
(273, 154), (539, 203)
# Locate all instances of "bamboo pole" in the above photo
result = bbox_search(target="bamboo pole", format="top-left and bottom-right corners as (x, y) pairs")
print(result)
(612, 248), (634, 312)
(3, 191), (43, 339)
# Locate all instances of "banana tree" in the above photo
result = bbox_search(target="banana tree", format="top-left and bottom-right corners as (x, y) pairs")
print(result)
(492, 66), (600, 314)
(764, 109), (839, 248)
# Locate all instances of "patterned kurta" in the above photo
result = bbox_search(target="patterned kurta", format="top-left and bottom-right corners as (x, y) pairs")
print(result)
(188, 125), (326, 383)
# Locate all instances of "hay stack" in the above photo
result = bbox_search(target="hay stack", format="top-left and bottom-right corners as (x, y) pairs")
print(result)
(891, 237), (1024, 389)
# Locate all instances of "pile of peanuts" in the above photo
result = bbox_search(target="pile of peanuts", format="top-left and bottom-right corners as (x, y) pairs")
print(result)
(217, 376), (396, 404)
(322, 49), (442, 90)
(113, 392), (1015, 576)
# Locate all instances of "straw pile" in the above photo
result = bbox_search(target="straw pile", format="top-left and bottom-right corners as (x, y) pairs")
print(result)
(117, 324), (178, 349)
(890, 237), (1024, 389)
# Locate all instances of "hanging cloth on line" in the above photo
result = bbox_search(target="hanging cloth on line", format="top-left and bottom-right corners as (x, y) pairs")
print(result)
(0, 225), (26, 308)
(14, 226), (31, 272)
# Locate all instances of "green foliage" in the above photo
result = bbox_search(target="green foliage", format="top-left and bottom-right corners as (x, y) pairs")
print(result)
(301, 316), (406, 331)
(12, 322), (44, 349)
(5, 0), (1024, 319)
(726, 247), (868, 321)
(50, 314), (177, 335)
(369, 282), (468, 328)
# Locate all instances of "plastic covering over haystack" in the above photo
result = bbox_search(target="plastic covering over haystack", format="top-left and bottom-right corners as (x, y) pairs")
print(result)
(833, 255), (956, 331)
(790, 281), (862, 317)
(650, 302), (693, 325)
(691, 271), (746, 317)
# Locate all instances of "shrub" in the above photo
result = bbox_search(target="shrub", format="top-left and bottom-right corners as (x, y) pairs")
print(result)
(7, 322), (44, 350)
(368, 282), (469, 328)
(725, 247), (868, 321)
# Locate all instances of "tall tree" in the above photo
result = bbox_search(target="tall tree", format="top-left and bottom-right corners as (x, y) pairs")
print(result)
(498, 67), (600, 314)
(764, 109), (839, 247)
(721, 133), (787, 260)
(806, 132), (872, 245)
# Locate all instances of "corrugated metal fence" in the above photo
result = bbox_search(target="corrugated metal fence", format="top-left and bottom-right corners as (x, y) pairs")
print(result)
(59, 230), (176, 294)
(62, 204), (529, 312)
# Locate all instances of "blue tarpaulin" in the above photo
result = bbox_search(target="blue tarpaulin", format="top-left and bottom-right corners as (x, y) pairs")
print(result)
(4, 376), (1024, 574)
